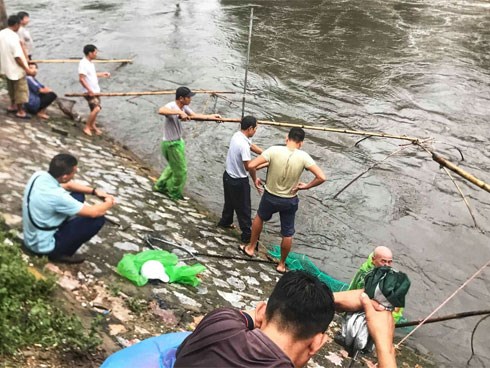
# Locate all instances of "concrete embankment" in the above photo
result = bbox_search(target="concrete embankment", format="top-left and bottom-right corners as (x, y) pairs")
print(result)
(0, 90), (435, 367)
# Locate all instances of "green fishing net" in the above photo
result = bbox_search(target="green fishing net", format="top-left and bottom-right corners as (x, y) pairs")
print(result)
(268, 245), (349, 292)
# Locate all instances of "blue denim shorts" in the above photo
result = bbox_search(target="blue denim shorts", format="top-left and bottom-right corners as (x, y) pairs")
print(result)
(257, 191), (299, 237)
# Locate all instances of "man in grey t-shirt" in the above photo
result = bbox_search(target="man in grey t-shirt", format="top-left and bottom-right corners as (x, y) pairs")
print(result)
(217, 116), (262, 243)
(154, 87), (221, 200)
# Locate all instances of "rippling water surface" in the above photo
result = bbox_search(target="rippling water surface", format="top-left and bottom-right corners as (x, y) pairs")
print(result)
(8, 0), (490, 365)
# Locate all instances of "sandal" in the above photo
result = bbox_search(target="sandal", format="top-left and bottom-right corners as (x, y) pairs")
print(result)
(15, 113), (32, 120)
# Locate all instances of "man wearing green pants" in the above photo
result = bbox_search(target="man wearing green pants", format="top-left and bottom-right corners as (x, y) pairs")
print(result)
(154, 87), (220, 200)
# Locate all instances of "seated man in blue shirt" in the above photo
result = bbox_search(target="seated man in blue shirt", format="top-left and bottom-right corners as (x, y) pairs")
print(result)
(22, 153), (116, 263)
(24, 63), (57, 119)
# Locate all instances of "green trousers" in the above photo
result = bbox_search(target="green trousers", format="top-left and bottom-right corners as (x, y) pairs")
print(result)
(154, 139), (187, 200)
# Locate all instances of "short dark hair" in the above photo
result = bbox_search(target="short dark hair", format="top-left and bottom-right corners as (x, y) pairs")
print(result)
(266, 271), (335, 340)
(48, 154), (78, 178)
(288, 128), (305, 143)
(176, 86), (196, 99)
(240, 116), (257, 130)
(83, 44), (97, 56)
(17, 11), (29, 20)
(7, 15), (20, 27)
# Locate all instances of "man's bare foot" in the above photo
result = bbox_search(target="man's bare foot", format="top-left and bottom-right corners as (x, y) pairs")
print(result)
(92, 127), (103, 136)
(37, 113), (49, 120)
(276, 264), (287, 274)
(239, 244), (255, 258)
(83, 127), (93, 136)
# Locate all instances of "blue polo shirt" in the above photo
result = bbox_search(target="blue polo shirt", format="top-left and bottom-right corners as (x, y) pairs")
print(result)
(22, 172), (84, 253)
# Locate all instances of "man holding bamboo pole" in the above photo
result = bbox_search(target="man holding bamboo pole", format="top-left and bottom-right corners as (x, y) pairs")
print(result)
(78, 44), (110, 136)
(153, 87), (221, 201)
(240, 128), (326, 273)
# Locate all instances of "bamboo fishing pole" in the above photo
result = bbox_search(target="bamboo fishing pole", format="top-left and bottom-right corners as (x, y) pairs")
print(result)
(191, 116), (424, 143)
(241, 7), (254, 118)
(31, 59), (133, 64)
(65, 90), (236, 97)
(395, 309), (490, 328)
(431, 152), (490, 194)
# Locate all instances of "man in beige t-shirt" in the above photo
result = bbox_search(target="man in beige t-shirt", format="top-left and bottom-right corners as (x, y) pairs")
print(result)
(240, 128), (326, 273)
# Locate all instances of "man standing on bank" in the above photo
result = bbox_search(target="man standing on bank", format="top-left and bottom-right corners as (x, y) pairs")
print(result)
(17, 11), (34, 60)
(0, 14), (35, 119)
(154, 87), (221, 201)
(217, 116), (263, 244)
(241, 128), (326, 273)
(22, 153), (116, 263)
(78, 44), (111, 136)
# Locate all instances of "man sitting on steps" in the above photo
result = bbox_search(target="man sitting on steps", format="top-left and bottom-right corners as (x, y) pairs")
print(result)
(22, 153), (116, 263)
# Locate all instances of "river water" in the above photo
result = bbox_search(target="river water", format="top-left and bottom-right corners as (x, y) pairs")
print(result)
(8, 0), (490, 365)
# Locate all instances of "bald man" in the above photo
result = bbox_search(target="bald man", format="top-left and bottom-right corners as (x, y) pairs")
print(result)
(349, 246), (393, 290)
(349, 246), (404, 322)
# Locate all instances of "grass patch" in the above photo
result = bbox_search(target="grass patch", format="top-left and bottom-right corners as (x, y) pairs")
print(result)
(0, 222), (101, 356)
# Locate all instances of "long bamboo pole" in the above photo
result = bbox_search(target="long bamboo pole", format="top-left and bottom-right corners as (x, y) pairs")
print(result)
(241, 7), (254, 118)
(192, 116), (424, 143)
(432, 152), (490, 193)
(395, 309), (490, 328)
(31, 59), (133, 63)
(65, 90), (236, 97)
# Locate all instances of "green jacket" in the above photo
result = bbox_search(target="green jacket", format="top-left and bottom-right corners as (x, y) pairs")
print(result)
(349, 253), (404, 323)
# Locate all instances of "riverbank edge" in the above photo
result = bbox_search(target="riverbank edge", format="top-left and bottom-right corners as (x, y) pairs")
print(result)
(0, 86), (436, 367)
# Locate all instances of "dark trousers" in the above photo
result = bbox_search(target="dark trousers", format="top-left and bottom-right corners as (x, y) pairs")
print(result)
(218, 171), (252, 243)
(39, 92), (57, 110)
(49, 193), (105, 258)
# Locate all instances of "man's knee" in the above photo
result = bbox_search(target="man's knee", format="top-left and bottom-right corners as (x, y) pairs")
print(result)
(94, 216), (106, 229)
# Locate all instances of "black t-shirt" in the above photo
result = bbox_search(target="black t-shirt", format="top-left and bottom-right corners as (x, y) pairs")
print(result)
(174, 307), (293, 367)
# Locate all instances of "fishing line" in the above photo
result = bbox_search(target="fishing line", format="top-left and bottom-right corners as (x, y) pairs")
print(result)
(396, 259), (490, 348)
(466, 314), (490, 366)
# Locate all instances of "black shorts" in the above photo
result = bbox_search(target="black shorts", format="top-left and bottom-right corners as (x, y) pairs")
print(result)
(257, 191), (299, 237)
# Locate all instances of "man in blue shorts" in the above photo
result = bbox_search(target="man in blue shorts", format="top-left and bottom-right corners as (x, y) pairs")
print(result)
(240, 128), (326, 273)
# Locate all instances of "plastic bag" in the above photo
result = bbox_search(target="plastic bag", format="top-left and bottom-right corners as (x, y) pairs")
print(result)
(100, 331), (191, 368)
(117, 250), (206, 287)
(165, 263), (207, 287)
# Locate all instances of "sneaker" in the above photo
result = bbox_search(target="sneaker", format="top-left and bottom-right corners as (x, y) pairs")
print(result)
(48, 254), (86, 264)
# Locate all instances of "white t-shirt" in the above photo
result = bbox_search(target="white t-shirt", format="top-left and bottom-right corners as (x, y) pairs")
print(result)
(0, 28), (26, 80)
(225, 131), (252, 178)
(18, 26), (34, 55)
(78, 57), (100, 93)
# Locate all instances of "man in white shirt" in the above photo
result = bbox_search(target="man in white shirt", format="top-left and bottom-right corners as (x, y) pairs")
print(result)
(17, 11), (34, 59)
(217, 116), (263, 244)
(0, 14), (35, 119)
(78, 44), (111, 136)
